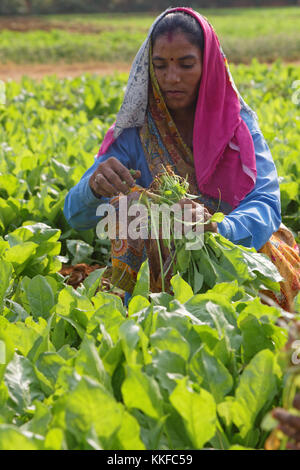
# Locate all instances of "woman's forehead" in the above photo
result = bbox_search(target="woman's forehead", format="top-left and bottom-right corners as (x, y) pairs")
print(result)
(152, 32), (201, 57)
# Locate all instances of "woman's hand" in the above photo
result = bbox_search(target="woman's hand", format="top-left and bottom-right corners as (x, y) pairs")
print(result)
(89, 157), (141, 198)
(177, 198), (218, 233)
(272, 394), (300, 450)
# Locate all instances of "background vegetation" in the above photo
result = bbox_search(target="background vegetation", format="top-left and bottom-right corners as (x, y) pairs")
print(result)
(1, 7), (300, 64)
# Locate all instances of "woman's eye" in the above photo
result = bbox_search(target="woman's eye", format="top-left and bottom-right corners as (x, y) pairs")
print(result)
(181, 64), (194, 69)
(153, 64), (166, 70)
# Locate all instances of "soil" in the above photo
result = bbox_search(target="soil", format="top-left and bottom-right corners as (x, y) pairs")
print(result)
(0, 61), (131, 81)
(0, 16), (111, 34)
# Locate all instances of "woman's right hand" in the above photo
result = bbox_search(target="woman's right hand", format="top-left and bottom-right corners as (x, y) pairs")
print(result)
(89, 157), (141, 198)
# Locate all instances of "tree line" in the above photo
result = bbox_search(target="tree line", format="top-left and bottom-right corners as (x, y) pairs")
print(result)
(0, 0), (299, 15)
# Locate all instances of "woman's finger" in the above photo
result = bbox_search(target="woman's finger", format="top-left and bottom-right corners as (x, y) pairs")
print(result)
(102, 167), (132, 195)
(278, 423), (298, 439)
(293, 394), (300, 410)
(131, 169), (142, 180)
(92, 172), (117, 197)
(112, 159), (136, 190)
(273, 408), (300, 429)
(286, 442), (300, 450)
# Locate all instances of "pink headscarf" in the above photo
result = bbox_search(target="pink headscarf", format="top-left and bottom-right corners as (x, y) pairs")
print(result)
(97, 7), (257, 210)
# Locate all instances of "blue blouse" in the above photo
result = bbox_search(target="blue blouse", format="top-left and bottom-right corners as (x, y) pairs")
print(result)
(64, 107), (281, 252)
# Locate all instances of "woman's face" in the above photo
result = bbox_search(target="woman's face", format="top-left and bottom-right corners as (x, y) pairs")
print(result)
(152, 30), (203, 113)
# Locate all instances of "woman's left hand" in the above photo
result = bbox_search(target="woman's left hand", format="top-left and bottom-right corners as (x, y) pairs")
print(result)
(176, 198), (218, 234)
(272, 394), (300, 450)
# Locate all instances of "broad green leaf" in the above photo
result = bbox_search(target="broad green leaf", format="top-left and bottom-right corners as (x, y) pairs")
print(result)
(121, 364), (163, 420)
(92, 290), (126, 316)
(4, 242), (37, 275)
(111, 411), (146, 450)
(83, 268), (106, 298)
(228, 350), (278, 442)
(36, 352), (68, 388)
(128, 295), (150, 317)
(119, 320), (141, 364)
(75, 336), (111, 391)
(44, 428), (65, 450)
(185, 298), (242, 353)
(0, 260), (12, 310)
(0, 425), (43, 450)
(171, 273), (194, 304)
(151, 350), (186, 394)
(236, 297), (281, 322)
(4, 353), (45, 414)
(150, 327), (190, 361)
(189, 346), (233, 403)
(87, 304), (125, 343)
(238, 314), (287, 363)
(132, 260), (150, 299)
(21, 401), (51, 435)
(24, 275), (55, 320)
(170, 377), (217, 449)
(66, 239), (94, 265)
(210, 212), (225, 223)
(149, 292), (173, 308)
(53, 375), (144, 449)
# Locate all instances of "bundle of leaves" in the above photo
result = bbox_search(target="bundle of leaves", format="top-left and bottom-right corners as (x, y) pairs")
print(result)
(138, 167), (283, 301)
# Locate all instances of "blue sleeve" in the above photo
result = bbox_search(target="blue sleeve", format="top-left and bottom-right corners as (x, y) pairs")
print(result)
(217, 110), (281, 250)
(63, 128), (153, 231)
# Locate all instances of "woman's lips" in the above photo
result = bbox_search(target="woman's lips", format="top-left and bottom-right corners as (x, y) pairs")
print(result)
(165, 90), (185, 97)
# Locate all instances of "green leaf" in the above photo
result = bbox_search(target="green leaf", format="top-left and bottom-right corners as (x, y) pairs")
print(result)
(150, 327), (190, 361)
(66, 239), (94, 265)
(189, 346), (233, 403)
(75, 336), (111, 391)
(171, 273), (194, 304)
(24, 275), (55, 320)
(4, 353), (45, 414)
(169, 377), (217, 449)
(210, 212), (225, 223)
(110, 411), (146, 450)
(225, 350), (278, 442)
(44, 428), (65, 450)
(238, 314), (287, 363)
(0, 425), (43, 450)
(0, 260), (12, 310)
(83, 268), (106, 298)
(132, 260), (150, 298)
(21, 401), (51, 435)
(119, 320), (141, 365)
(121, 364), (163, 420)
(151, 350), (186, 394)
(36, 352), (67, 388)
(176, 245), (191, 272)
(53, 375), (144, 449)
(87, 304), (125, 344)
(185, 298), (242, 353)
(4, 242), (37, 275)
(128, 295), (150, 317)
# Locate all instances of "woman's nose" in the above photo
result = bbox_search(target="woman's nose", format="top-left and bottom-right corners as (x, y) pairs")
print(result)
(164, 64), (181, 84)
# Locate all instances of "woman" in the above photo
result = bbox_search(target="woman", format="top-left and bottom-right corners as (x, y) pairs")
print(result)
(64, 7), (300, 311)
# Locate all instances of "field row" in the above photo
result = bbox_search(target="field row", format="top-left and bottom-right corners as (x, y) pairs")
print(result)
(1, 7), (300, 64)
(0, 62), (299, 450)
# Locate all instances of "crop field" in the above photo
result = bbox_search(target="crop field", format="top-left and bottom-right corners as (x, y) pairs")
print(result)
(1, 7), (300, 64)
(0, 7), (300, 451)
